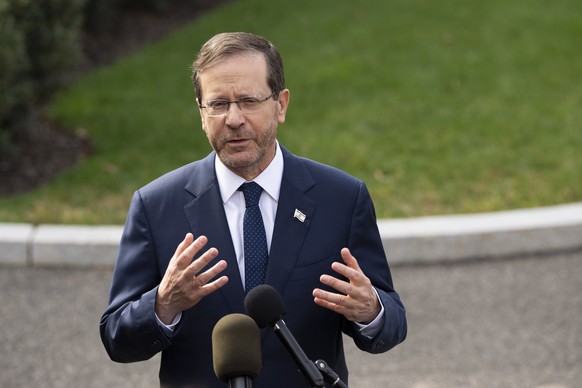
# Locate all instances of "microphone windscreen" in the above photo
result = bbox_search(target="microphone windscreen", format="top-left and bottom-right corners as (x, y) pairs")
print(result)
(244, 284), (286, 328)
(212, 313), (262, 382)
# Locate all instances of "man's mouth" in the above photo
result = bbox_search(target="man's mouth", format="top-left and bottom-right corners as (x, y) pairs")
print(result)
(227, 138), (250, 144)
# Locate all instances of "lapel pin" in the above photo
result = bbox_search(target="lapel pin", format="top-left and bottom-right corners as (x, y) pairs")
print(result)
(294, 209), (306, 223)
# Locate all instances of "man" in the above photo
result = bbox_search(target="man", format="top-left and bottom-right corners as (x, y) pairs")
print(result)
(100, 32), (406, 387)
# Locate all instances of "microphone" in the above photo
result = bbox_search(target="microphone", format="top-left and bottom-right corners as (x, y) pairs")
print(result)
(244, 285), (325, 387)
(212, 313), (262, 388)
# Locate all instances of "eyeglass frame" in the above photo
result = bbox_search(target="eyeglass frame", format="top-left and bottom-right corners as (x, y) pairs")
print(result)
(198, 91), (279, 117)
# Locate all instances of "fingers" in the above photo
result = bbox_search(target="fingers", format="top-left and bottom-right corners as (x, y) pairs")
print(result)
(313, 285), (363, 323)
(313, 276), (354, 311)
(156, 234), (229, 322)
(179, 257), (229, 311)
(326, 249), (368, 295)
(191, 271), (229, 298)
(312, 248), (379, 323)
(172, 234), (208, 270)
(313, 277), (378, 323)
(168, 233), (191, 267)
(185, 244), (219, 277)
(191, 259), (228, 289)
(337, 247), (363, 275)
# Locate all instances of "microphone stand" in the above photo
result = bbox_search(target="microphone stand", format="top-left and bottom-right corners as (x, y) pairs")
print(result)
(272, 321), (325, 387)
(314, 359), (348, 388)
(228, 376), (253, 388)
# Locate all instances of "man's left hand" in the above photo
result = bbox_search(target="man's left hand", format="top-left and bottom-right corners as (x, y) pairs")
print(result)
(313, 248), (381, 324)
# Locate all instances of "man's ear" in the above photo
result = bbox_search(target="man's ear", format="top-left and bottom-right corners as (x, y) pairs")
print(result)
(276, 89), (290, 124)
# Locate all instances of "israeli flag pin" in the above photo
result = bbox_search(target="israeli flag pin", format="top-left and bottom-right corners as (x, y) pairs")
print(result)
(294, 209), (306, 223)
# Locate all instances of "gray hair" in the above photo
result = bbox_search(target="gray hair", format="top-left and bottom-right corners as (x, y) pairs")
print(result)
(192, 32), (285, 103)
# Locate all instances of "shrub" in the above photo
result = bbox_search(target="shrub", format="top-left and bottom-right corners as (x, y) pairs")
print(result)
(0, 0), (84, 157)
(83, 0), (169, 33)
(0, 5), (31, 155)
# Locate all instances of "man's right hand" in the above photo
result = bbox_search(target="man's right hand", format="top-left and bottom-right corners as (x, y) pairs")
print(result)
(155, 233), (228, 324)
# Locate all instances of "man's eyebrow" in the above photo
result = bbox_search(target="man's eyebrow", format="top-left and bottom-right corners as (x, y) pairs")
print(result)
(208, 93), (260, 101)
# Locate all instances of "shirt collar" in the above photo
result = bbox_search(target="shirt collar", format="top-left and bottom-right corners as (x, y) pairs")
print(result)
(215, 141), (284, 203)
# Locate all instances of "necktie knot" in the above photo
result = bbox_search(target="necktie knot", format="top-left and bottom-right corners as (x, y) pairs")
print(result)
(239, 182), (263, 207)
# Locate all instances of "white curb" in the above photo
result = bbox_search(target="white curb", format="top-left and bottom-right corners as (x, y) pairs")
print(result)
(0, 223), (34, 265)
(31, 224), (123, 267)
(379, 202), (582, 264)
(1, 203), (581, 268)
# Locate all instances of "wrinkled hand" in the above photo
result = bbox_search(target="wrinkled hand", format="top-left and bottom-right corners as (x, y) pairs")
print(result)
(155, 233), (228, 324)
(313, 248), (380, 325)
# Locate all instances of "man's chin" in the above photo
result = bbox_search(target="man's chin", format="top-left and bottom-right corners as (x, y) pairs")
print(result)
(218, 150), (259, 170)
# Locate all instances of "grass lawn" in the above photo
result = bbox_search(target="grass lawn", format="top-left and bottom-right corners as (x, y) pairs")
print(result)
(1, 0), (580, 224)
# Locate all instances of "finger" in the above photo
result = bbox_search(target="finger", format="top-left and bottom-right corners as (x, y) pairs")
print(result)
(319, 273), (353, 295)
(197, 274), (229, 295)
(330, 262), (361, 284)
(170, 233), (194, 267)
(331, 250), (367, 284)
(313, 287), (376, 323)
(184, 245), (219, 278)
(321, 266), (372, 304)
(175, 235), (209, 269)
(312, 288), (352, 315)
(313, 294), (345, 313)
(189, 275), (230, 305)
(313, 287), (351, 304)
(191, 259), (227, 288)
(340, 248), (362, 271)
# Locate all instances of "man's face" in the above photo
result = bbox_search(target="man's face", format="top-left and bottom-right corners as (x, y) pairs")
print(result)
(198, 52), (289, 180)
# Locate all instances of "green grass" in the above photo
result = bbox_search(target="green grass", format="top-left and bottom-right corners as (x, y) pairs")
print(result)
(1, 0), (581, 224)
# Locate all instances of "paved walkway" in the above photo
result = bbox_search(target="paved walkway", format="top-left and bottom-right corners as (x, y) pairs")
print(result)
(1, 202), (581, 387)
(1, 250), (580, 387)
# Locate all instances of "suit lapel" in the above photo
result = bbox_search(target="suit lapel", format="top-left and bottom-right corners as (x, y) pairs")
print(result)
(183, 153), (245, 313)
(267, 147), (316, 297)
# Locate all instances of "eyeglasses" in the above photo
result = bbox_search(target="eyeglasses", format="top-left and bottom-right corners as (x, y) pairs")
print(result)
(199, 92), (278, 117)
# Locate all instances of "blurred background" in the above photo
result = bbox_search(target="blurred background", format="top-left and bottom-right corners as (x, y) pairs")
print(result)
(0, 1), (580, 387)
(1, 0), (581, 224)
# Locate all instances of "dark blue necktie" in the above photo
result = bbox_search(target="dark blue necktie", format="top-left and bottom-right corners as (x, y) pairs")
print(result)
(239, 182), (268, 293)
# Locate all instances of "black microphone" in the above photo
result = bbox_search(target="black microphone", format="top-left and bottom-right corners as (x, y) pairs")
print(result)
(244, 285), (325, 387)
(212, 313), (262, 388)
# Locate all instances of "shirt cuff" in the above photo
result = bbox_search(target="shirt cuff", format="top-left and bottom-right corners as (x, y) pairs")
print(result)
(355, 287), (385, 339)
(156, 312), (182, 336)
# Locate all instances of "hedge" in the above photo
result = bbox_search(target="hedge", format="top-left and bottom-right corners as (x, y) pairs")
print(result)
(0, 0), (169, 158)
(0, 0), (84, 156)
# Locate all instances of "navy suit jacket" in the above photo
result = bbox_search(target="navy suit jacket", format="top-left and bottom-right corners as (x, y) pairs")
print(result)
(100, 146), (406, 387)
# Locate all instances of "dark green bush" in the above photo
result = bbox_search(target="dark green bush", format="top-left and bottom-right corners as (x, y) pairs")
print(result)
(83, 0), (118, 33)
(83, 0), (169, 33)
(0, 5), (31, 155)
(0, 0), (84, 157)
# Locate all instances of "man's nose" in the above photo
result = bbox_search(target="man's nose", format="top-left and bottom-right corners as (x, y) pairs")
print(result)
(225, 102), (245, 128)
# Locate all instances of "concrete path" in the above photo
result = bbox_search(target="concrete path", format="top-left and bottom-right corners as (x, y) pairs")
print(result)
(1, 202), (581, 387)
(1, 250), (580, 387)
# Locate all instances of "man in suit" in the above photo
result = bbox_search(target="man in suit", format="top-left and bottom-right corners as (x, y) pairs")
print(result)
(100, 32), (407, 387)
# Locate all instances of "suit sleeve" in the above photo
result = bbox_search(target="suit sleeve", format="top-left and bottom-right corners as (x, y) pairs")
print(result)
(343, 182), (407, 353)
(99, 190), (173, 362)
